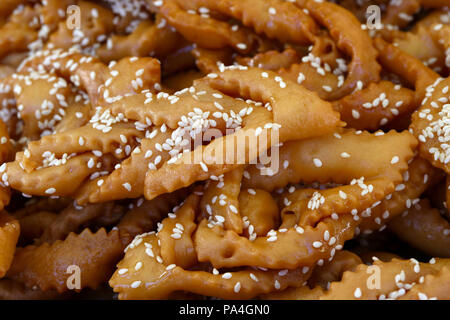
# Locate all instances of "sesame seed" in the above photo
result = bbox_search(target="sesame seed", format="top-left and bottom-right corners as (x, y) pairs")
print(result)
(313, 158), (323, 167)
(274, 280), (281, 289)
(391, 156), (399, 164)
(250, 273), (259, 282)
(200, 161), (208, 172)
(45, 188), (56, 194)
(313, 241), (323, 248)
(118, 268), (128, 275)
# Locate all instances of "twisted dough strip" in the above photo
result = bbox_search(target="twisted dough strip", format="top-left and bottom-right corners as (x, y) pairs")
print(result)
(382, 0), (420, 29)
(157, 193), (200, 269)
(200, 167), (244, 233)
(307, 250), (363, 289)
(204, 68), (342, 141)
(196, 131), (407, 269)
(52, 102), (90, 135)
(275, 35), (345, 101)
(6, 190), (190, 293)
(6, 68), (91, 140)
(239, 188), (280, 238)
(110, 233), (311, 300)
(411, 76), (450, 173)
(0, 4), (39, 60)
(20, 49), (161, 107)
(144, 67), (342, 200)
(266, 256), (450, 300)
(105, 67), (341, 140)
(117, 188), (190, 239)
(182, 0), (317, 44)
(279, 58), (342, 102)
(294, 0), (381, 100)
(104, 80), (251, 129)
(243, 130), (416, 193)
(400, 267), (450, 300)
(5, 152), (112, 197)
(192, 47), (236, 75)
(388, 199), (450, 257)
(75, 128), (173, 203)
(160, 0), (316, 53)
(194, 130), (415, 270)
(22, 122), (144, 172)
(0, 211), (19, 278)
(194, 208), (353, 269)
(96, 15), (185, 63)
(374, 38), (440, 103)
(236, 48), (301, 72)
(159, 0), (255, 54)
(321, 258), (450, 300)
(7, 228), (124, 292)
(388, 11), (449, 74)
(332, 81), (416, 131)
(19, 50), (108, 107)
(359, 156), (443, 232)
(72, 76), (271, 202)
(47, 1), (114, 52)
(261, 250), (362, 299)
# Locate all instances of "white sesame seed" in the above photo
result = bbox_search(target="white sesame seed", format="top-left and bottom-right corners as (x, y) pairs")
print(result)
(222, 273), (232, 279)
(250, 273), (259, 282)
(313, 158), (323, 167)
(45, 188), (56, 194)
(391, 156), (399, 164)
(118, 268), (128, 275)
(200, 161), (208, 172)
(274, 280), (281, 290)
(312, 241), (323, 248)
